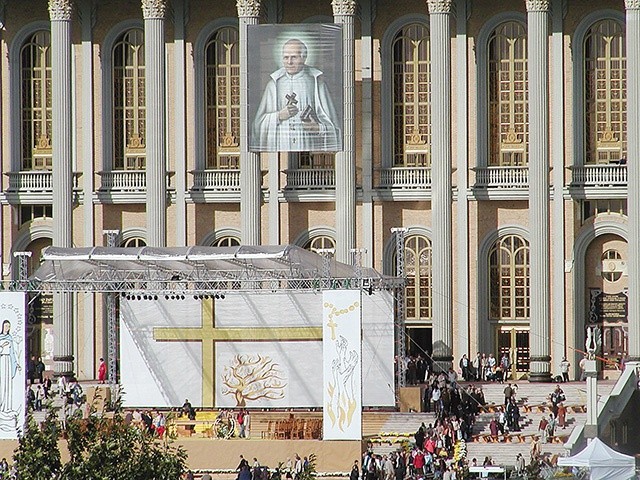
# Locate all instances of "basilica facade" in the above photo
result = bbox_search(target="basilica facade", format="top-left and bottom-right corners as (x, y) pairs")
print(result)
(1, 0), (639, 383)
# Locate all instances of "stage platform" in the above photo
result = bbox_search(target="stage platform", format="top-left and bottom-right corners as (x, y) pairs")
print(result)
(177, 438), (363, 472)
(0, 436), (362, 473)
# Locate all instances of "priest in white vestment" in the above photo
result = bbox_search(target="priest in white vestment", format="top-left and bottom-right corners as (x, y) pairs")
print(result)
(252, 38), (341, 152)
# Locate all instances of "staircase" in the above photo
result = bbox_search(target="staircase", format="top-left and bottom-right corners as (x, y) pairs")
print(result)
(365, 380), (617, 468)
(464, 380), (616, 466)
(364, 412), (437, 456)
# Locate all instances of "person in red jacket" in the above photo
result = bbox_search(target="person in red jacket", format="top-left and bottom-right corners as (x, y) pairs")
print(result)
(98, 358), (107, 383)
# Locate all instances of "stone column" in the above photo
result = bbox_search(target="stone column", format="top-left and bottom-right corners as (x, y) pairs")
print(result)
(173, 0), (188, 246)
(427, 0), (453, 372)
(626, 1), (640, 361)
(80, 0), (97, 379)
(142, 0), (167, 247)
(238, 0), (262, 246)
(332, 0), (356, 264)
(454, 0), (470, 359)
(526, 0), (551, 381)
(48, 0), (75, 377)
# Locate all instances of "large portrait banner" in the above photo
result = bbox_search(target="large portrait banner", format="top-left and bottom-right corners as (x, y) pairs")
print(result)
(0, 292), (26, 439)
(248, 23), (343, 153)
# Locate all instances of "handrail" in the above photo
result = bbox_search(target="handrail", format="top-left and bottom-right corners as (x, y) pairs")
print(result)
(564, 362), (639, 454)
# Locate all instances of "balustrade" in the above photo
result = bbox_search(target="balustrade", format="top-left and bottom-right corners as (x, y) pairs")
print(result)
(285, 169), (335, 189)
(378, 167), (432, 189)
(474, 166), (529, 188)
(571, 164), (627, 187)
(192, 169), (241, 191)
(7, 171), (81, 192)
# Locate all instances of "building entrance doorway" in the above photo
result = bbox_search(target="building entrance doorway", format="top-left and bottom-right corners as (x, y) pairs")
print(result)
(407, 326), (432, 359)
(496, 327), (530, 380)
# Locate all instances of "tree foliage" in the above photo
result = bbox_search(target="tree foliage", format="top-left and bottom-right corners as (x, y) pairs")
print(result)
(13, 410), (187, 480)
(13, 411), (62, 480)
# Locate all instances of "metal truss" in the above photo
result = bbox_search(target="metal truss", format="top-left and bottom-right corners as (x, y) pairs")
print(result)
(391, 227), (408, 388)
(104, 231), (119, 386)
(24, 275), (401, 295)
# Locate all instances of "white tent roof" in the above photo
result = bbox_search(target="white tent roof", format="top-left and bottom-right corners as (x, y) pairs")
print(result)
(28, 245), (399, 293)
(558, 438), (636, 480)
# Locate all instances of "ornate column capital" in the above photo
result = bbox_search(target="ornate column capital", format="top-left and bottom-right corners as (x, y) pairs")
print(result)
(236, 0), (261, 17)
(141, 0), (167, 19)
(525, 0), (550, 12)
(48, 0), (73, 21)
(332, 0), (357, 16)
(625, 0), (640, 10)
(427, 0), (453, 14)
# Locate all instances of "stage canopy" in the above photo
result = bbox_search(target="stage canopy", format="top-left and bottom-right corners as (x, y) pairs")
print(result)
(28, 244), (399, 294)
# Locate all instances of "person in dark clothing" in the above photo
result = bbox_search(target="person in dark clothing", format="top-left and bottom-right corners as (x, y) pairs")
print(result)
(394, 453), (406, 480)
(27, 356), (36, 385)
(350, 461), (359, 480)
(237, 455), (250, 472)
(415, 423), (426, 450)
(35, 357), (46, 384)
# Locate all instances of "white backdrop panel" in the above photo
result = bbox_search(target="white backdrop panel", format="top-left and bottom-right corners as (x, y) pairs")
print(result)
(120, 291), (395, 408)
(362, 291), (395, 406)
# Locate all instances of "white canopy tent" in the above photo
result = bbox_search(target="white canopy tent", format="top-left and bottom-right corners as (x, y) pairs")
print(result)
(557, 438), (636, 480)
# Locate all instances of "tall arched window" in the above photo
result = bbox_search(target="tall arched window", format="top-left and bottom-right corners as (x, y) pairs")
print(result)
(205, 27), (240, 169)
(489, 235), (529, 320)
(21, 30), (52, 171)
(584, 20), (626, 164)
(488, 22), (528, 166)
(405, 235), (432, 321)
(113, 29), (145, 170)
(392, 23), (430, 167)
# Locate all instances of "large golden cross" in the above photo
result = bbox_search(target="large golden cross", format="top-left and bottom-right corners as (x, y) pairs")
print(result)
(153, 298), (322, 406)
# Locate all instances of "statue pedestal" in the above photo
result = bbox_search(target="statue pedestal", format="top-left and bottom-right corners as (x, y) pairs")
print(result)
(585, 359), (598, 437)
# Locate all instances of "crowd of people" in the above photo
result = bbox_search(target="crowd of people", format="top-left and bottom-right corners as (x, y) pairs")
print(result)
(397, 351), (517, 387)
(364, 371), (486, 479)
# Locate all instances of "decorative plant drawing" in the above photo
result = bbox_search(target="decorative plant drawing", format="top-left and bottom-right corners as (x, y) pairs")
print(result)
(221, 354), (287, 406)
